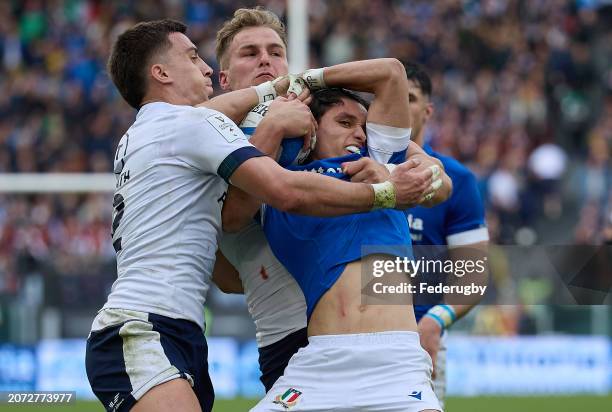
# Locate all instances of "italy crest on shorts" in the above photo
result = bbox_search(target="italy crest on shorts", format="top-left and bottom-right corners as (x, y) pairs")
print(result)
(273, 388), (302, 409)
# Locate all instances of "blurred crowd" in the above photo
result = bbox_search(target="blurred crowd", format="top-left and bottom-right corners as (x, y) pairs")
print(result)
(1, 0), (611, 299)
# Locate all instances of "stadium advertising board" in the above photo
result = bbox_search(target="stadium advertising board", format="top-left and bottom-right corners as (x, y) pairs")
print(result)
(0, 337), (609, 399)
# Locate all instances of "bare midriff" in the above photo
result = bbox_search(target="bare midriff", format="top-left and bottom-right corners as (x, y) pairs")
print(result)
(308, 258), (417, 336)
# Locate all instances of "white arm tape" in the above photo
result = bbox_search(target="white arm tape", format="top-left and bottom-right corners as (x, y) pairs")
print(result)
(371, 181), (396, 210)
(253, 81), (277, 103)
(301, 68), (326, 90)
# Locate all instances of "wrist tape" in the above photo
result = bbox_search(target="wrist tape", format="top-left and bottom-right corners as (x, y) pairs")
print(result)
(424, 304), (457, 330)
(371, 181), (396, 210)
(301, 68), (326, 90)
(253, 81), (277, 103)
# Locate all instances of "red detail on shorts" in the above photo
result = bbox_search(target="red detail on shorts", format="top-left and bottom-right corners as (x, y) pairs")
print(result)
(260, 266), (269, 280)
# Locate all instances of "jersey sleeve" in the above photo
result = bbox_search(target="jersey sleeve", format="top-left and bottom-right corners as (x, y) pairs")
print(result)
(445, 169), (489, 246)
(177, 108), (265, 182)
(365, 122), (411, 165)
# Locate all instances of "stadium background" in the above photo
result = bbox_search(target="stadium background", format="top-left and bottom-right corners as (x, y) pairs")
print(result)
(0, 0), (610, 410)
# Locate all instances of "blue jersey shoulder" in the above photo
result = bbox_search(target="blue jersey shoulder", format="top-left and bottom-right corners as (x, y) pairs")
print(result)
(407, 145), (485, 246)
(408, 145), (487, 321)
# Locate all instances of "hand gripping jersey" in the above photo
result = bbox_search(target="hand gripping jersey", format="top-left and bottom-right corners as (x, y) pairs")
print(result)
(103, 102), (263, 330)
(407, 144), (489, 321)
(262, 123), (412, 318)
(240, 101), (310, 167)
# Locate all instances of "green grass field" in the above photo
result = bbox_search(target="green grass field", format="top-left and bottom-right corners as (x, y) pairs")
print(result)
(0, 396), (611, 411)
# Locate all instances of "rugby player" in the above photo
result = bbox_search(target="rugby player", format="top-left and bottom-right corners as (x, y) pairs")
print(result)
(213, 9), (309, 392)
(244, 61), (449, 411)
(403, 62), (489, 408)
(85, 19), (441, 412)
(212, 7), (450, 393)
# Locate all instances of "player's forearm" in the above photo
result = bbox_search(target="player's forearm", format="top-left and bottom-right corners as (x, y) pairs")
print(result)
(199, 88), (259, 124)
(221, 186), (262, 233)
(211, 250), (244, 294)
(248, 115), (284, 158)
(319, 59), (410, 128)
(279, 170), (375, 216)
(221, 121), (287, 232)
(231, 156), (400, 217)
(322, 58), (405, 96)
(228, 171), (374, 221)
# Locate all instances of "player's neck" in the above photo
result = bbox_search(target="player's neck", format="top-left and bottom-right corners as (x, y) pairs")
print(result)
(413, 132), (425, 148)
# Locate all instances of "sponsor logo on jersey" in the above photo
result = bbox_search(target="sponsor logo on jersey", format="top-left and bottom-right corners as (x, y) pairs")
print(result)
(250, 103), (269, 117)
(304, 166), (343, 175)
(407, 213), (424, 231)
(407, 213), (424, 242)
(408, 390), (422, 400)
(207, 113), (243, 142)
(273, 387), (302, 409)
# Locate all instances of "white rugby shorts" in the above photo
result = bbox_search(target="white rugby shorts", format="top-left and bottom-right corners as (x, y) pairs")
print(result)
(250, 331), (442, 412)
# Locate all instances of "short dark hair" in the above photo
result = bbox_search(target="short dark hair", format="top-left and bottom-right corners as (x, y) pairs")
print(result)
(403, 61), (432, 97)
(108, 19), (187, 109)
(309, 88), (370, 122)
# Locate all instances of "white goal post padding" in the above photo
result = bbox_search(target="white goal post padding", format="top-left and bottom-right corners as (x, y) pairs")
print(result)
(288, 0), (308, 73)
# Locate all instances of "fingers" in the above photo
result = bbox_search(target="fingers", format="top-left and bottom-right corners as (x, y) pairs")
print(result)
(396, 157), (421, 172)
(311, 112), (318, 134)
(301, 95), (313, 106)
(341, 157), (368, 176)
(301, 131), (311, 150)
(297, 87), (312, 103)
(303, 113), (317, 150)
(350, 169), (374, 183)
(391, 158), (440, 208)
(309, 133), (317, 152)
(417, 165), (442, 203)
(300, 111), (318, 151)
(341, 158), (390, 183)
(397, 166), (433, 189)
(267, 96), (318, 144)
(286, 75), (307, 99)
(419, 178), (442, 203)
(271, 75), (290, 95)
(428, 164), (441, 179)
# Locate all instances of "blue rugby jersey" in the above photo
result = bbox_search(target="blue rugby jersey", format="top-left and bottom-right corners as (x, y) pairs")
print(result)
(262, 148), (411, 319)
(407, 145), (488, 321)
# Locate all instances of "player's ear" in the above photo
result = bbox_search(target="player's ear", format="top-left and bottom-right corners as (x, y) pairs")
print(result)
(150, 63), (172, 85)
(218, 70), (231, 91)
(424, 102), (434, 120)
